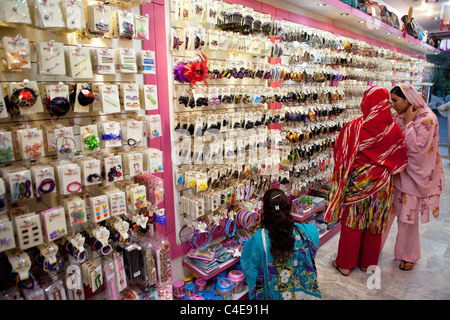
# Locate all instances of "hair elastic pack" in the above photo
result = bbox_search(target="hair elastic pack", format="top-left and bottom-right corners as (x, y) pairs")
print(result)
(37, 178), (55, 196)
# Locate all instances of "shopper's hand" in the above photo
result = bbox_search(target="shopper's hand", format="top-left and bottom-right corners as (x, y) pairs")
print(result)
(404, 105), (419, 124)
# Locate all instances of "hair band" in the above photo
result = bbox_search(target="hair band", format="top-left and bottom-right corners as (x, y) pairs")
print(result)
(67, 181), (82, 193)
(38, 178), (55, 196)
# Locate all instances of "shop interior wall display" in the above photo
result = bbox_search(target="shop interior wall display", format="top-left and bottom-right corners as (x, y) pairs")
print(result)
(0, 0), (176, 300)
(0, 0), (435, 301)
(166, 0), (434, 280)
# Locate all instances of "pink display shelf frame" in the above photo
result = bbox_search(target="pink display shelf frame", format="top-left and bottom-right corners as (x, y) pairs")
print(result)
(142, 0), (425, 259)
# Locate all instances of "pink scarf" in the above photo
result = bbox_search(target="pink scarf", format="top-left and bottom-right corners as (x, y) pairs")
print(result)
(393, 83), (445, 198)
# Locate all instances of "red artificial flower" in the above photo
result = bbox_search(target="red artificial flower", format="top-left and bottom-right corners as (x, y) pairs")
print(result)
(183, 52), (209, 87)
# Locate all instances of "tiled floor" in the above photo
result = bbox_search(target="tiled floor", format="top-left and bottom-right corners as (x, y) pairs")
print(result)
(315, 157), (450, 300)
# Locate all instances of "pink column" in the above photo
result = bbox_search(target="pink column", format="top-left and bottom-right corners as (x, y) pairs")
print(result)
(141, 0), (189, 258)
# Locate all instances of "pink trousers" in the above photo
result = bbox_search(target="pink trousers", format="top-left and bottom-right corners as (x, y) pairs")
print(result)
(381, 210), (421, 263)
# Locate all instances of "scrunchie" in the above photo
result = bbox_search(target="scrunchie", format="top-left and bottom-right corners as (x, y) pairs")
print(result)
(77, 88), (95, 106)
(47, 96), (70, 117)
(10, 87), (38, 109)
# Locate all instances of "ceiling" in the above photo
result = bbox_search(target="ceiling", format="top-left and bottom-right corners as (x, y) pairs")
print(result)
(274, 0), (445, 56)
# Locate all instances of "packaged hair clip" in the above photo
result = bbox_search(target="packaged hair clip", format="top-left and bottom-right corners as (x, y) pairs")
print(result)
(88, 3), (111, 35)
(0, 218), (16, 253)
(80, 125), (100, 153)
(153, 236), (173, 285)
(64, 197), (87, 227)
(116, 48), (137, 73)
(119, 83), (140, 111)
(40, 206), (67, 242)
(67, 45), (93, 79)
(61, 0), (85, 31)
(0, 132), (15, 163)
(100, 84), (121, 114)
(36, 41), (66, 75)
(92, 48), (115, 75)
(0, 0), (32, 24)
(17, 128), (45, 159)
(137, 50), (156, 74)
(134, 14), (150, 40)
(33, 0), (65, 29)
(113, 10), (135, 40)
(3, 35), (31, 71)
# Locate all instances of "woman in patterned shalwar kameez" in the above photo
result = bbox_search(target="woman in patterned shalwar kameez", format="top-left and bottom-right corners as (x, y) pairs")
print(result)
(325, 85), (408, 276)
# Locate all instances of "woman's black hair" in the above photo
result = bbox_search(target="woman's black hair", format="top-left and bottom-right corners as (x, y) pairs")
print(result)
(390, 86), (407, 100)
(262, 188), (294, 263)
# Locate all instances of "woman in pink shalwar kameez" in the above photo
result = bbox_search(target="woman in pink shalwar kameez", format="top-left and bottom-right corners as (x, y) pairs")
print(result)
(385, 83), (445, 271)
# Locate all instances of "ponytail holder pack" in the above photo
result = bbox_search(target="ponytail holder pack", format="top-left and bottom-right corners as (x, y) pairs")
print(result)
(80, 125), (100, 152)
(78, 88), (96, 106)
(47, 97), (70, 117)
(10, 87), (38, 109)
(83, 133), (100, 151)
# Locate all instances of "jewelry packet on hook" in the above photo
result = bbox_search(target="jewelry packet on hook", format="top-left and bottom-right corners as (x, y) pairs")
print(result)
(54, 127), (76, 154)
(56, 163), (82, 195)
(90, 195), (110, 223)
(104, 155), (123, 183)
(0, 218), (16, 253)
(3, 35), (31, 71)
(9, 81), (44, 115)
(33, 0), (65, 29)
(113, 10), (135, 40)
(80, 158), (102, 186)
(36, 41), (66, 75)
(31, 165), (56, 197)
(0, 0), (32, 24)
(61, 0), (85, 30)
(64, 197), (87, 227)
(116, 48), (137, 73)
(14, 213), (44, 250)
(92, 48), (115, 74)
(67, 45), (93, 79)
(40, 206), (67, 242)
(123, 151), (144, 177)
(120, 83), (140, 111)
(134, 15), (150, 40)
(88, 3), (111, 34)
(100, 84), (120, 114)
(137, 50), (156, 74)
(148, 114), (162, 139)
(0, 132), (15, 163)
(140, 84), (158, 110)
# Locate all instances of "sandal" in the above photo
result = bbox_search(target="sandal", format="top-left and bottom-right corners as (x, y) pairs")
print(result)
(332, 260), (350, 276)
(399, 260), (414, 271)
